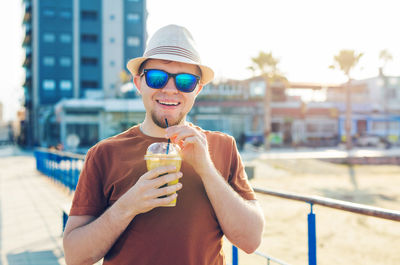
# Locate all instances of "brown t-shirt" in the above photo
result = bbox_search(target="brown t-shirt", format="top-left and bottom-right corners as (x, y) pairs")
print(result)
(70, 124), (256, 265)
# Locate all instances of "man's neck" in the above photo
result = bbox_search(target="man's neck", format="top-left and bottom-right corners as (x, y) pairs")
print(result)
(140, 117), (187, 138)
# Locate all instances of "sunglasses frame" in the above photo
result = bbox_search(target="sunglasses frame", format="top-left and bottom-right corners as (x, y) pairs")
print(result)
(141, 69), (201, 93)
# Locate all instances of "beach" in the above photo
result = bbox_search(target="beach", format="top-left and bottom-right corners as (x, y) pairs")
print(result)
(224, 158), (400, 265)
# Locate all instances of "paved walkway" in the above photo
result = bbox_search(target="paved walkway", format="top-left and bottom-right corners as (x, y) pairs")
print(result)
(0, 152), (72, 265)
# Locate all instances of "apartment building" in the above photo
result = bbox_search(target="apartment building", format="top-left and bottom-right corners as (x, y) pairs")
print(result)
(21, 0), (147, 147)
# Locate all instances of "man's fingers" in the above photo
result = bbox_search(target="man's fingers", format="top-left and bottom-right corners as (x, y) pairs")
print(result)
(150, 172), (182, 188)
(151, 193), (178, 206)
(166, 126), (200, 142)
(167, 129), (206, 147)
(182, 135), (206, 147)
(150, 182), (182, 198)
(142, 165), (177, 180)
(169, 130), (196, 143)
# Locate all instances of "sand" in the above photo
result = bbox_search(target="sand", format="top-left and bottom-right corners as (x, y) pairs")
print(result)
(223, 158), (400, 265)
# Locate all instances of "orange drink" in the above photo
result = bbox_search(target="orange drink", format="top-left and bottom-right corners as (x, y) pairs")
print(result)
(144, 142), (182, 207)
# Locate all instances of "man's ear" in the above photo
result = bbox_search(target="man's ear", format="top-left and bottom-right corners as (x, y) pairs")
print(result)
(195, 84), (203, 96)
(133, 75), (142, 94)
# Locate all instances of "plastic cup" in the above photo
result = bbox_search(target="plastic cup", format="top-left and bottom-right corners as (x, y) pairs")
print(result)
(144, 142), (182, 207)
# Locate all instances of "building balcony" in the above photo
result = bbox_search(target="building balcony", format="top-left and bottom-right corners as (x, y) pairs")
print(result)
(23, 11), (31, 23)
(23, 78), (32, 88)
(22, 34), (31, 46)
(23, 55), (32, 67)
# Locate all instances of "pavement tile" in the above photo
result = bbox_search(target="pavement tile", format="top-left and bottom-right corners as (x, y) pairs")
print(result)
(1, 155), (71, 265)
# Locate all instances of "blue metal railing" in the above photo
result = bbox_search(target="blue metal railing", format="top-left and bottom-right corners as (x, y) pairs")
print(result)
(231, 246), (291, 265)
(231, 187), (400, 265)
(34, 148), (85, 191)
(33, 149), (400, 265)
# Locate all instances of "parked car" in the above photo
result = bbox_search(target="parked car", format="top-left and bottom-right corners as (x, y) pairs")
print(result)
(354, 134), (391, 149)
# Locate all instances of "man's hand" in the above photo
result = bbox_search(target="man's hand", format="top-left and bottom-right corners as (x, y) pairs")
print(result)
(116, 165), (183, 218)
(165, 125), (213, 176)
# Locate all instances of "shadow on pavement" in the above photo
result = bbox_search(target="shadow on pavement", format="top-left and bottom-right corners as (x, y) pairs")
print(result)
(7, 250), (60, 265)
(347, 163), (359, 191)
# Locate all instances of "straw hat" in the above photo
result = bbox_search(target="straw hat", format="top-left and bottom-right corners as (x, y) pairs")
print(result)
(127, 24), (214, 85)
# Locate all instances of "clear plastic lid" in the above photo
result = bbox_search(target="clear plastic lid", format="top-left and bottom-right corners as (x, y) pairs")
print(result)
(145, 142), (181, 157)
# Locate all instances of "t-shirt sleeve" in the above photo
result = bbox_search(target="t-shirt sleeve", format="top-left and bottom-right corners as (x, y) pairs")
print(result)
(69, 145), (107, 217)
(228, 137), (257, 201)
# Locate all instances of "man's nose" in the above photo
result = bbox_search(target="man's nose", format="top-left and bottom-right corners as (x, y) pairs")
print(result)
(162, 77), (179, 93)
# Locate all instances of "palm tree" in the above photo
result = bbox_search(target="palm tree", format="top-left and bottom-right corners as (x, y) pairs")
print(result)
(379, 49), (393, 139)
(379, 49), (393, 70)
(250, 51), (286, 149)
(330, 50), (363, 150)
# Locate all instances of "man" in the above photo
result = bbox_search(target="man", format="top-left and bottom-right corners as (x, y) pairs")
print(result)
(63, 24), (264, 265)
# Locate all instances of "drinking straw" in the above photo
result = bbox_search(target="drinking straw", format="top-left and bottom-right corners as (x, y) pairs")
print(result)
(165, 118), (170, 154)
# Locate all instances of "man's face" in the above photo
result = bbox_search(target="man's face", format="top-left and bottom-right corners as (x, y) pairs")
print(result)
(134, 59), (203, 128)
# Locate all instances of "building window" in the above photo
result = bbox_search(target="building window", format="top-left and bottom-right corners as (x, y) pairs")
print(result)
(66, 124), (99, 147)
(43, 56), (55, 66)
(43, 79), (55, 90)
(81, 34), (98, 43)
(81, 57), (98, 66)
(60, 33), (72, 43)
(81, 80), (98, 89)
(60, 10), (72, 19)
(127, 36), (140, 47)
(43, 33), (55, 43)
(60, 57), (72, 67)
(43, 8), (55, 17)
(127, 13), (140, 23)
(81, 10), (97, 20)
(60, 80), (72, 90)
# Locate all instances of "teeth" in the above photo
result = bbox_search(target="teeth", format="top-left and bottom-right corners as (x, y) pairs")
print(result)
(159, 101), (179, 106)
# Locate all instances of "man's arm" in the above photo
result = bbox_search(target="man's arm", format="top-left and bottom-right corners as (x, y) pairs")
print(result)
(166, 126), (264, 253)
(197, 163), (264, 253)
(63, 165), (183, 265)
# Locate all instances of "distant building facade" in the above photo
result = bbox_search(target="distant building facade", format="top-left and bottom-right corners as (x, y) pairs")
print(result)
(21, 0), (147, 147)
(328, 76), (400, 143)
(194, 76), (400, 148)
(55, 98), (145, 153)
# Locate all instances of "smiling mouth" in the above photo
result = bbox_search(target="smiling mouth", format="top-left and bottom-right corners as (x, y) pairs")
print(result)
(156, 100), (181, 107)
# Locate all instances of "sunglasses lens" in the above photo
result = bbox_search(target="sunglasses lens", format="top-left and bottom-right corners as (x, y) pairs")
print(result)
(145, 69), (168, 89)
(175, 73), (198, 92)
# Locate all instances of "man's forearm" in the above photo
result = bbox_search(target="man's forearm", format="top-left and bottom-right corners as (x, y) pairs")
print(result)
(198, 164), (265, 253)
(63, 198), (136, 265)
(64, 166), (182, 265)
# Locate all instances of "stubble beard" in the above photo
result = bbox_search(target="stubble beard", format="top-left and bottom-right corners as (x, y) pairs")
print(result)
(151, 110), (185, 128)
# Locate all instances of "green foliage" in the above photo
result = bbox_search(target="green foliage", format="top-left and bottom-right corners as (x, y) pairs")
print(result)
(330, 50), (363, 78)
(249, 51), (287, 84)
(379, 49), (392, 70)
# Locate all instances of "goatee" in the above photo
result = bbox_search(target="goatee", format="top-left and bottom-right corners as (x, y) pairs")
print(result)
(151, 111), (184, 128)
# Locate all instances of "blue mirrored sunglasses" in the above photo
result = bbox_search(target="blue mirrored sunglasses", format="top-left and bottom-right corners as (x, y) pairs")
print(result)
(141, 69), (200, 93)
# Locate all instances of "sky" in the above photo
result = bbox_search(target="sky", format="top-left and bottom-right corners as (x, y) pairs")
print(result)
(1, 0), (400, 121)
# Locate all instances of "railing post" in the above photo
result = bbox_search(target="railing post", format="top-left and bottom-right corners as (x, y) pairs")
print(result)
(308, 203), (317, 265)
(232, 245), (238, 265)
